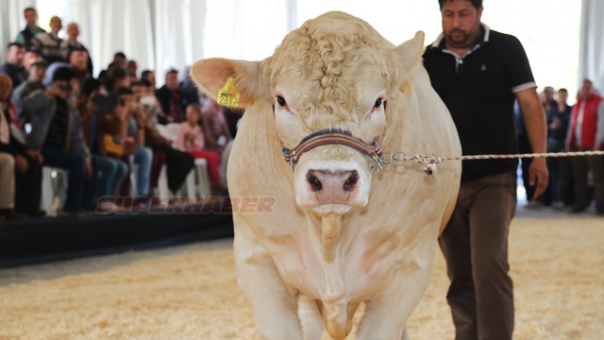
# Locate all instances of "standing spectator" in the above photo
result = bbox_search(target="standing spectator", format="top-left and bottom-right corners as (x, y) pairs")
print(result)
(15, 7), (47, 49)
(200, 98), (232, 154)
(0, 43), (27, 89)
(68, 47), (91, 85)
(11, 58), (48, 118)
(23, 67), (92, 213)
(132, 81), (194, 194)
(177, 104), (221, 189)
(31, 16), (69, 64)
(67, 22), (94, 75)
(546, 88), (573, 210)
(541, 86), (556, 113)
(22, 46), (42, 76)
(156, 69), (196, 124)
(422, 1), (548, 339)
(567, 79), (604, 215)
(0, 74), (44, 219)
(113, 52), (127, 68)
(141, 70), (156, 89)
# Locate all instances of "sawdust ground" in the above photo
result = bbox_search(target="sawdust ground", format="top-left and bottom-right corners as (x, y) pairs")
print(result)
(1, 217), (603, 340)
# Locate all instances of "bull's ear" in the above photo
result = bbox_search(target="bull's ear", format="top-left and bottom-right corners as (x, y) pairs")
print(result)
(391, 31), (425, 87)
(190, 58), (272, 107)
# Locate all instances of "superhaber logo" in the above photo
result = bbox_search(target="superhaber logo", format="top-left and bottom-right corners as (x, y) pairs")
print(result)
(95, 196), (276, 215)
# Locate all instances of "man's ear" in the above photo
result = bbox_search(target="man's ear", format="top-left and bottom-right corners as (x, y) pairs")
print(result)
(390, 31), (425, 90)
(190, 57), (272, 108)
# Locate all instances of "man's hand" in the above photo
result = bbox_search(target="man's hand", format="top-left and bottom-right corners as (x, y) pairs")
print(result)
(84, 161), (93, 180)
(26, 150), (43, 164)
(15, 155), (28, 173)
(529, 158), (549, 199)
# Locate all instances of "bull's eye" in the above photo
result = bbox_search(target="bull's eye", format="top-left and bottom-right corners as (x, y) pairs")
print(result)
(276, 96), (287, 107)
(374, 98), (384, 108)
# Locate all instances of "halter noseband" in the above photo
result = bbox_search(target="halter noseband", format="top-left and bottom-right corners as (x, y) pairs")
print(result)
(281, 129), (383, 172)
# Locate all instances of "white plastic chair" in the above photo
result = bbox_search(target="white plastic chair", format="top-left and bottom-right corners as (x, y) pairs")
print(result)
(41, 167), (69, 216)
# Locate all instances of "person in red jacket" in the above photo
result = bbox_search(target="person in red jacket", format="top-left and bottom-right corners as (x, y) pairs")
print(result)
(567, 79), (604, 215)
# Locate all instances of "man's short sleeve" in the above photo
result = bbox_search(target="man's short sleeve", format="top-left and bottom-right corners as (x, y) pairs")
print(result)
(502, 36), (536, 93)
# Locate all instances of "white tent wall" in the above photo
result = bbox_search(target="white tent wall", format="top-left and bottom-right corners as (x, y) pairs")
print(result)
(0, 0), (602, 91)
(579, 0), (604, 93)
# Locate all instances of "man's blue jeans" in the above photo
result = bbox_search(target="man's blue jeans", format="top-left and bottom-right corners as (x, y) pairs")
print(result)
(132, 146), (152, 196)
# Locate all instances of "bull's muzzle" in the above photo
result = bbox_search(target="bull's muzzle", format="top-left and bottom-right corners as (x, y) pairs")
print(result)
(306, 169), (359, 206)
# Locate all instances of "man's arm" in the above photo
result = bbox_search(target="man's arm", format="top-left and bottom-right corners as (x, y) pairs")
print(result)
(516, 88), (549, 198)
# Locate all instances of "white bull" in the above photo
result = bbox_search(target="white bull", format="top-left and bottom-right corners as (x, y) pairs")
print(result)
(191, 11), (461, 340)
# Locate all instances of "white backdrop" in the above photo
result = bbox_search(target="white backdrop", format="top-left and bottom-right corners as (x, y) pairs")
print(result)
(579, 0), (604, 94)
(0, 0), (601, 93)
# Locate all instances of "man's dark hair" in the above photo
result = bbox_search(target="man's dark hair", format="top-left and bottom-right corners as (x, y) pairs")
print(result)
(583, 79), (593, 84)
(81, 78), (102, 97)
(131, 80), (146, 88)
(141, 70), (154, 81)
(116, 86), (134, 97)
(139, 79), (152, 87)
(110, 67), (128, 80)
(114, 52), (127, 59)
(558, 88), (568, 93)
(24, 7), (37, 15)
(67, 46), (87, 61)
(7, 42), (24, 50)
(438, 0), (482, 9)
(52, 67), (77, 83)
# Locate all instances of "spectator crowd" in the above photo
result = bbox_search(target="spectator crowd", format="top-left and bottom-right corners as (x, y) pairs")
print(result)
(0, 8), (240, 220)
(1, 7), (603, 220)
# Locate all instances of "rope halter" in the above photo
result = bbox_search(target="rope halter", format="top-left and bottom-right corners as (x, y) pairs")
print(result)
(281, 129), (383, 172)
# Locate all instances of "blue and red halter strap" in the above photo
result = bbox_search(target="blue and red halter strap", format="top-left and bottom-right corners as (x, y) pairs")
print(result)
(282, 129), (383, 171)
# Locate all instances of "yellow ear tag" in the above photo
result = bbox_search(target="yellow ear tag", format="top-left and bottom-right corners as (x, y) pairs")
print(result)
(217, 77), (240, 107)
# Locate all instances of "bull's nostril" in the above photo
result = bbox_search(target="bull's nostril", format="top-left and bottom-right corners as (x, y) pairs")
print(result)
(306, 171), (323, 192)
(343, 171), (359, 192)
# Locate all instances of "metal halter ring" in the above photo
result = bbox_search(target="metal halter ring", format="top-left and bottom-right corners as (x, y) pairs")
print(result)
(392, 151), (408, 166)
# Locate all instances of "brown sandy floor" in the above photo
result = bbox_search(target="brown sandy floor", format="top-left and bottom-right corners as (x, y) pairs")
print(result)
(0, 217), (603, 340)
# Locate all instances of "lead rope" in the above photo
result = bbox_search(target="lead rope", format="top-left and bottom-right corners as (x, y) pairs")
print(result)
(370, 150), (604, 176)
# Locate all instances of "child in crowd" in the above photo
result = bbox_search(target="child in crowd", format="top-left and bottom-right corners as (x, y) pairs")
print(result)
(177, 104), (221, 187)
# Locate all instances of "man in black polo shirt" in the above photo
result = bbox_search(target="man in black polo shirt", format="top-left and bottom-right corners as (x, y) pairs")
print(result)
(423, 1), (548, 339)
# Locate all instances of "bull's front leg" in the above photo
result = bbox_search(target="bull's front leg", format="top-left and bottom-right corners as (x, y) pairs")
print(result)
(354, 247), (436, 340)
(234, 234), (303, 340)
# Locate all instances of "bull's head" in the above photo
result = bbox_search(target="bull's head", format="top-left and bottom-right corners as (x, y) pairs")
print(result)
(191, 13), (424, 218)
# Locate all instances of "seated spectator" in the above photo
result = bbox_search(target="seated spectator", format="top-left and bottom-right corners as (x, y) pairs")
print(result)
(141, 70), (156, 89)
(68, 47), (91, 85)
(0, 43), (27, 89)
(180, 66), (200, 106)
(78, 78), (128, 202)
(101, 87), (152, 197)
(22, 46), (42, 75)
(11, 58), (48, 118)
(23, 67), (91, 213)
(15, 7), (46, 49)
(132, 81), (194, 195)
(156, 68), (197, 124)
(105, 67), (130, 93)
(31, 16), (69, 64)
(128, 71), (138, 84)
(127, 60), (137, 77)
(177, 104), (221, 189)
(0, 74), (44, 219)
(114, 52), (127, 68)
(140, 79), (161, 129)
(567, 79), (604, 215)
(200, 98), (233, 154)
(66, 22), (93, 75)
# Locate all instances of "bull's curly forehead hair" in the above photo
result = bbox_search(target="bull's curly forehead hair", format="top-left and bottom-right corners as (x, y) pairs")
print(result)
(439, 0), (482, 9)
(269, 12), (394, 119)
